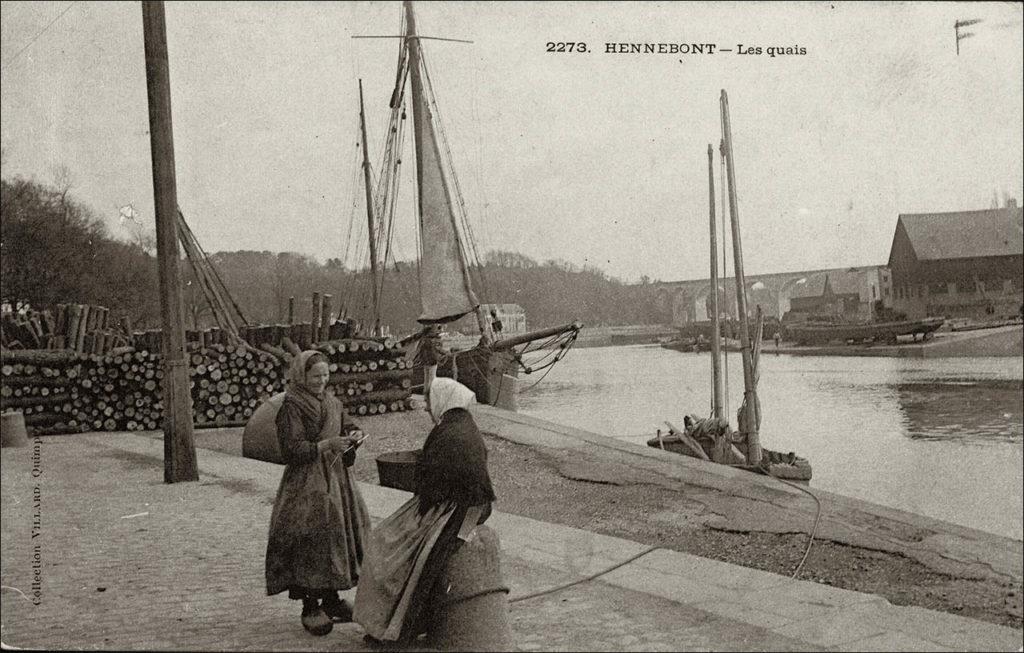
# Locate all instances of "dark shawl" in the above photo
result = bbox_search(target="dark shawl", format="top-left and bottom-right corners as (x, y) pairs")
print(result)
(414, 407), (495, 516)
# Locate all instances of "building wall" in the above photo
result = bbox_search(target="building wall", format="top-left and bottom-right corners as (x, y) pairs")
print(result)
(890, 254), (1024, 319)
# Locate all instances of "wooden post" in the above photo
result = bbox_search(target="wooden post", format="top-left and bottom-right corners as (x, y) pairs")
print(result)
(321, 294), (333, 340)
(67, 305), (82, 353)
(142, 0), (198, 482)
(720, 89), (761, 465)
(708, 144), (724, 421)
(55, 304), (67, 337)
(311, 291), (321, 344)
(287, 297), (295, 325)
(76, 305), (90, 352)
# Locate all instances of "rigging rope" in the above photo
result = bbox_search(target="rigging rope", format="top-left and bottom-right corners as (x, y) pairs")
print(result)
(508, 471), (823, 605)
(339, 123), (365, 317)
(373, 92), (409, 314)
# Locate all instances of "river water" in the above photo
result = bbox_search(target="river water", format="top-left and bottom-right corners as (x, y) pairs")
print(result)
(516, 344), (1024, 540)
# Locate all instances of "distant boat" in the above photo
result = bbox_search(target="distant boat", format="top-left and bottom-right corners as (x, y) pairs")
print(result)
(660, 335), (742, 353)
(786, 317), (945, 346)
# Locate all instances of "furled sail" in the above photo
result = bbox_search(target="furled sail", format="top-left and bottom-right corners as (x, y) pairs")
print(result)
(404, 1), (480, 324)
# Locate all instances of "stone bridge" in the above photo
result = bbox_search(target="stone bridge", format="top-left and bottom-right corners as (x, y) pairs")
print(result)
(646, 265), (887, 326)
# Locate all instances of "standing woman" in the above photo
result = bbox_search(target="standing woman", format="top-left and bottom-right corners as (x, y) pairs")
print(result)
(266, 351), (371, 636)
(353, 377), (496, 645)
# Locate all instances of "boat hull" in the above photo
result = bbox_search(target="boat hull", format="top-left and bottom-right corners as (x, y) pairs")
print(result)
(786, 317), (945, 346)
(647, 435), (812, 482)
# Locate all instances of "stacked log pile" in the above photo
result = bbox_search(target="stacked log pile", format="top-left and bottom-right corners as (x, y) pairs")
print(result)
(0, 350), (89, 435)
(312, 338), (415, 416)
(0, 345), (285, 435)
(1, 304), (128, 354)
(1, 335), (414, 435)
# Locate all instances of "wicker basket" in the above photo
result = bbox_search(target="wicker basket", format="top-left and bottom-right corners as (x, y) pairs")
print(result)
(376, 449), (421, 492)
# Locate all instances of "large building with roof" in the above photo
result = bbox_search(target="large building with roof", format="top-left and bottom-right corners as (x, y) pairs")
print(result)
(886, 204), (1023, 320)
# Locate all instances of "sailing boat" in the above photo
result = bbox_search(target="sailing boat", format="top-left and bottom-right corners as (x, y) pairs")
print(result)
(647, 91), (811, 482)
(353, 1), (582, 404)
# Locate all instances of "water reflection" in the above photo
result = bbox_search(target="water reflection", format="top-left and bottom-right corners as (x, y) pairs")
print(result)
(517, 345), (1024, 540)
(893, 380), (1023, 443)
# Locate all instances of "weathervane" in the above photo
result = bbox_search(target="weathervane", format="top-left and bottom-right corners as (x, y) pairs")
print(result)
(954, 18), (983, 56)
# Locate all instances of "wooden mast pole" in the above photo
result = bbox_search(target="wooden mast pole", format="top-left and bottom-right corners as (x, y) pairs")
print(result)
(720, 90), (761, 465)
(403, 0), (490, 346)
(404, 0), (438, 393)
(358, 79), (382, 336)
(708, 144), (724, 421)
(142, 0), (198, 482)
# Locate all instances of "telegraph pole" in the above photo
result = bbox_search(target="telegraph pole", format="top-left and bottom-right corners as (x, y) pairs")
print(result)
(142, 0), (198, 482)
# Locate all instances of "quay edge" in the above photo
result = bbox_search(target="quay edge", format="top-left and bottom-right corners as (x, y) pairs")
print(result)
(467, 403), (1023, 584)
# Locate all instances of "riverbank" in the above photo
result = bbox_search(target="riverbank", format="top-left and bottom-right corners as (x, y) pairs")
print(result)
(777, 324), (1022, 358)
(189, 404), (1022, 631)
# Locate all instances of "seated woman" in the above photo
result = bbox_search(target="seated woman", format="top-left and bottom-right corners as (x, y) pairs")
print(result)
(265, 350), (371, 636)
(353, 377), (496, 644)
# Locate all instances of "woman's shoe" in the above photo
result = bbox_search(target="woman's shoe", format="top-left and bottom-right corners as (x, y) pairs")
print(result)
(301, 598), (333, 636)
(321, 594), (353, 623)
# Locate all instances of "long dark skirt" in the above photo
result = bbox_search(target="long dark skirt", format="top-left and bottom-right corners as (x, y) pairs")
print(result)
(266, 451), (370, 597)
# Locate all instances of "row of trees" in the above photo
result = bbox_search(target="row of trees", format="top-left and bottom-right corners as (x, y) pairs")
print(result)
(1, 175), (665, 336)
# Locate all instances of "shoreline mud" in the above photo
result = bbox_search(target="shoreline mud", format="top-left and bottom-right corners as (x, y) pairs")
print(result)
(188, 403), (1022, 630)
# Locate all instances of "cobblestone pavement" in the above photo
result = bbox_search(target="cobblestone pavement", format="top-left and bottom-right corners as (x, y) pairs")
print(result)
(2, 432), (1019, 651)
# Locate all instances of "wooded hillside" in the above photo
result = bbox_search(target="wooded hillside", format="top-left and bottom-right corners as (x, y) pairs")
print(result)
(1, 176), (666, 335)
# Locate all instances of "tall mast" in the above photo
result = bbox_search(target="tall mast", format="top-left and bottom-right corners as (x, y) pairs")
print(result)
(403, 1), (490, 342)
(707, 144), (724, 421)
(358, 79), (381, 336)
(720, 90), (761, 465)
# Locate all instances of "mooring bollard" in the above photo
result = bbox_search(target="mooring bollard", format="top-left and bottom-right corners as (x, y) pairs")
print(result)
(0, 411), (29, 448)
(427, 524), (512, 652)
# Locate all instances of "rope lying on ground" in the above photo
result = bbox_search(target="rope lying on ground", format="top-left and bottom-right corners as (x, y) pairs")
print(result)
(506, 472), (823, 604)
(508, 545), (660, 604)
(771, 475), (823, 580)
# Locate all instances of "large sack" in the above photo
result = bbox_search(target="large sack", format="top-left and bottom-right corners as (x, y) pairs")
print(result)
(242, 392), (286, 464)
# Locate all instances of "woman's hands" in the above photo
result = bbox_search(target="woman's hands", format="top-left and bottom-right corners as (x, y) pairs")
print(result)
(317, 436), (349, 454)
(317, 432), (366, 466)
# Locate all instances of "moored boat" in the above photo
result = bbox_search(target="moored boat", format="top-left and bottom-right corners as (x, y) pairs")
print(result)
(353, 2), (582, 404)
(649, 91), (811, 484)
(647, 419), (812, 482)
(786, 316), (945, 345)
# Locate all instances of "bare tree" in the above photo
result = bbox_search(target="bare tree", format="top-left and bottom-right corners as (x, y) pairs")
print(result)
(48, 163), (74, 206)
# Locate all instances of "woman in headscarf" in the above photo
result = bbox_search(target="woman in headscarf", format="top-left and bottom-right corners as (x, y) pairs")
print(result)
(265, 350), (371, 636)
(353, 377), (496, 645)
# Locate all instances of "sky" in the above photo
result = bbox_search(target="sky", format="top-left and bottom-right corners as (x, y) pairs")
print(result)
(1, 1), (1022, 284)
